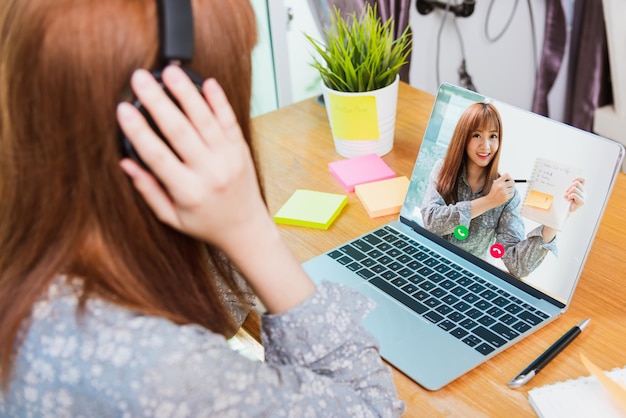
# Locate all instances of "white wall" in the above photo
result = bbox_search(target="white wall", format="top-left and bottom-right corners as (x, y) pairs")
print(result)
(251, 0), (316, 114)
(408, 0), (575, 122)
(593, 0), (626, 169)
(285, 0), (325, 102)
(272, 0), (578, 122)
(250, 0), (280, 116)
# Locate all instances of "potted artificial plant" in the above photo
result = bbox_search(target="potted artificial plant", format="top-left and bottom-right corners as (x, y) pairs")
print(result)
(306, 4), (412, 157)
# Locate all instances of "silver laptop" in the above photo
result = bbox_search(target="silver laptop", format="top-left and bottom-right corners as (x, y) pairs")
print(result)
(302, 83), (624, 390)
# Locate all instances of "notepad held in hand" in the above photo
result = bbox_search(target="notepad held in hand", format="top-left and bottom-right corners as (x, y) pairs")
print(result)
(520, 158), (582, 231)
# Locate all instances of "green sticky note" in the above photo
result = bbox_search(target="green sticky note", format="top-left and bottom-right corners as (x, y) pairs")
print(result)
(274, 190), (348, 229)
(327, 94), (379, 140)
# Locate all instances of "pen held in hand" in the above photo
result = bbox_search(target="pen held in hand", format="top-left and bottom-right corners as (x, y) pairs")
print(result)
(508, 318), (591, 388)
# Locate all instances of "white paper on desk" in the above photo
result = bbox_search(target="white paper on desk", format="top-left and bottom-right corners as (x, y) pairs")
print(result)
(580, 353), (626, 414)
(528, 354), (626, 418)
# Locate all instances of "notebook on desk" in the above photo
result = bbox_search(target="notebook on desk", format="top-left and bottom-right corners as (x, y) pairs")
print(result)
(302, 83), (624, 390)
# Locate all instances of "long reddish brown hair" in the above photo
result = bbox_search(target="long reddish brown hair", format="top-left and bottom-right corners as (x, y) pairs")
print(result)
(0, 0), (258, 387)
(437, 102), (503, 204)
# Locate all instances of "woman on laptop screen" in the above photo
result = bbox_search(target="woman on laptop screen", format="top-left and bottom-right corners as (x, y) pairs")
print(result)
(420, 102), (585, 278)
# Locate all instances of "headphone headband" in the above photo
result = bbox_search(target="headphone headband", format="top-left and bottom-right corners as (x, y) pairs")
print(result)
(157, 0), (194, 62)
(121, 0), (199, 169)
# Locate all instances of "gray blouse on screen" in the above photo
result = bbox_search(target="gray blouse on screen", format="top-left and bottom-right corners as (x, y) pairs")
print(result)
(421, 159), (557, 278)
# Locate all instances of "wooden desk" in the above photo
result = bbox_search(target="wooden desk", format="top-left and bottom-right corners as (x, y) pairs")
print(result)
(249, 82), (626, 416)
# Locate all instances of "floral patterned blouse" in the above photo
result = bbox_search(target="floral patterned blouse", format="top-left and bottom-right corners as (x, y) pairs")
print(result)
(421, 159), (557, 278)
(0, 278), (405, 417)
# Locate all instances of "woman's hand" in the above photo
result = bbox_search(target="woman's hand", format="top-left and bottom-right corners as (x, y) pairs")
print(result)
(565, 177), (586, 213)
(117, 65), (315, 313)
(470, 174), (515, 219)
(537, 177), (586, 244)
(487, 174), (515, 207)
(117, 66), (270, 254)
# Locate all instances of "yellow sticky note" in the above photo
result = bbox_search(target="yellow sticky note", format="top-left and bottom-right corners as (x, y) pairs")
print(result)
(524, 189), (554, 210)
(273, 190), (347, 229)
(581, 352), (626, 414)
(327, 93), (379, 140)
(355, 176), (409, 218)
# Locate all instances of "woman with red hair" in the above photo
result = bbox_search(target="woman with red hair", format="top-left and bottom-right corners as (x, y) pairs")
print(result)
(0, 0), (404, 415)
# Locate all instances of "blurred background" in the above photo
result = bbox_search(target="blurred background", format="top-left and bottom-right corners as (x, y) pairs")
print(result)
(250, 0), (623, 154)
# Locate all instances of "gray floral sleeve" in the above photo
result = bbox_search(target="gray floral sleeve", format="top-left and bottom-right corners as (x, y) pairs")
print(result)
(0, 279), (405, 417)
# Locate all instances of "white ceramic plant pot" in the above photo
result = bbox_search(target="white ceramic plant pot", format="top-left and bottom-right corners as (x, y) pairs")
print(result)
(321, 75), (399, 158)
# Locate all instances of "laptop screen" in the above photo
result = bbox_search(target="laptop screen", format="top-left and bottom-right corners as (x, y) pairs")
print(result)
(401, 84), (623, 305)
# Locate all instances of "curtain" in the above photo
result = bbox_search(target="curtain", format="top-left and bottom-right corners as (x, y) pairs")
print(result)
(531, 0), (567, 117)
(563, 0), (611, 131)
(310, 0), (365, 30)
(322, 0), (412, 82)
(532, 0), (611, 131)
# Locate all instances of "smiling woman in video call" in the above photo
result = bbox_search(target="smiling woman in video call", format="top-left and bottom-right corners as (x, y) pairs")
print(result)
(0, 0), (404, 416)
(420, 102), (586, 278)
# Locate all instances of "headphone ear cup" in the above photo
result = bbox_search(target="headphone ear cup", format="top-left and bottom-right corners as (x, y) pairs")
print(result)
(120, 67), (204, 171)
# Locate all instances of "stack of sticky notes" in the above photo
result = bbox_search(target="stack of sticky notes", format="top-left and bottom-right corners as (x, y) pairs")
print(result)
(328, 153), (396, 192)
(273, 153), (408, 230)
(273, 189), (348, 229)
(329, 153), (409, 218)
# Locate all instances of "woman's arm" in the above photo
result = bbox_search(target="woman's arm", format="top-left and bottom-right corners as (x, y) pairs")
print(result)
(420, 161), (471, 235)
(541, 177), (586, 242)
(498, 192), (555, 278)
(116, 65), (404, 415)
(470, 174), (516, 219)
(6, 280), (404, 417)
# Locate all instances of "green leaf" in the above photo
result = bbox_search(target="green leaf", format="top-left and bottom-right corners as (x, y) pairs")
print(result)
(305, 4), (412, 92)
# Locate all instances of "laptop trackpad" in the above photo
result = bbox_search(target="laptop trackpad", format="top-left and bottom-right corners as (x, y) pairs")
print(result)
(304, 258), (482, 390)
(355, 282), (482, 390)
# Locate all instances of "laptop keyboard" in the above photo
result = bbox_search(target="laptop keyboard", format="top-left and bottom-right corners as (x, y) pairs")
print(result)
(327, 226), (549, 356)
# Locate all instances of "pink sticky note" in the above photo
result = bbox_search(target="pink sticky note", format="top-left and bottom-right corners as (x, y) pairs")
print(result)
(328, 154), (396, 192)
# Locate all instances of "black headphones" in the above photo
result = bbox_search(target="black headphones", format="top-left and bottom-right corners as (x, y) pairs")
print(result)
(120, 0), (204, 169)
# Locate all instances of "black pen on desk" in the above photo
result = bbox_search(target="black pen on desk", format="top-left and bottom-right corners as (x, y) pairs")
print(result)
(508, 318), (591, 388)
